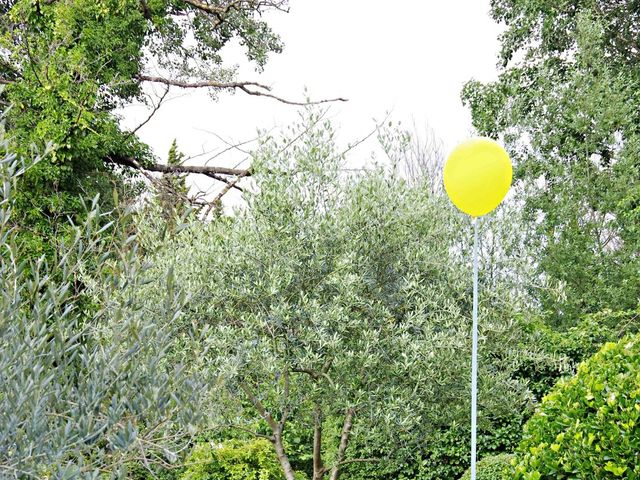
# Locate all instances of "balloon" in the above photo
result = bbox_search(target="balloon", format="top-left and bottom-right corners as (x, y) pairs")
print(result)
(443, 138), (512, 217)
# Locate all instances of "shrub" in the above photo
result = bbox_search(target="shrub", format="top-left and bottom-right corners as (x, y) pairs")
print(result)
(512, 334), (640, 479)
(459, 453), (514, 480)
(180, 439), (292, 480)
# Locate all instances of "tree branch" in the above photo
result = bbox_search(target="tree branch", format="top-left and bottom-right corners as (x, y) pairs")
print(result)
(137, 74), (269, 91)
(139, 0), (153, 20)
(291, 361), (334, 385)
(203, 166), (251, 216)
(181, 0), (288, 16)
(329, 408), (355, 480)
(137, 75), (348, 106)
(181, 0), (242, 15)
(105, 154), (249, 178)
(130, 86), (170, 135)
(279, 368), (291, 429)
(237, 85), (348, 106)
(239, 382), (279, 433)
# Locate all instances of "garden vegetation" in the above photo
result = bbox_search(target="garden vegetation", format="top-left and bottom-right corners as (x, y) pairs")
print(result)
(0, 0), (637, 479)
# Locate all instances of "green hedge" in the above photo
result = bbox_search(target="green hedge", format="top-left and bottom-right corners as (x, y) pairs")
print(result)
(513, 333), (640, 479)
(459, 454), (514, 480)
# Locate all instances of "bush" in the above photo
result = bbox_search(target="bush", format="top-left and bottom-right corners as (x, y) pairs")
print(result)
(181, 439), (295, 480)
(513, 334), (640, 479)
(459, 454), (514, 480)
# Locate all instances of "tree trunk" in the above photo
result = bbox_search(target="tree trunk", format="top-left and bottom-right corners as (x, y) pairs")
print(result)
(274, 432), (297, 480)
(312, 406), (324, 480)
(329, 408), (355, 480)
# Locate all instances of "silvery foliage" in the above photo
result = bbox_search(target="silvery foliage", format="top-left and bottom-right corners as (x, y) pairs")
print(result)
(136, 109), (537, 465)
(378, 121), (541, 309)
(0, 137), (205, 478)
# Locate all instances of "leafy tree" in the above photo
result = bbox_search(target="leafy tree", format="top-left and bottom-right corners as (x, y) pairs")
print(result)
(0, 0), (289, 257)
(133, 110), (537, 480)
(0, 133), (205, 477)
(462, 0), (640, 324)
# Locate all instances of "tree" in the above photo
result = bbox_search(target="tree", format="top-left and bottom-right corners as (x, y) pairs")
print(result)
(133, 110), (536, 480)
(0, 133), (206, 477)
(0, 0), (344, 258)
(462, 0), (640, 324)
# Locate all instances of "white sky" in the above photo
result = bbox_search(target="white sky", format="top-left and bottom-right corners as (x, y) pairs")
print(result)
(121, 0), (503, 202)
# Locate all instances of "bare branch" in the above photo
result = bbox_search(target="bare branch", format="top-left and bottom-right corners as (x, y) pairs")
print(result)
(137, 75), (348, 106)
(105, 154), (249, 178)
(130, 85), (170, 135)
(237, 85), (348, 106)
(204, 166), (251, 216)
(137, 74), (269, 90)
(207, 173), (246, 192)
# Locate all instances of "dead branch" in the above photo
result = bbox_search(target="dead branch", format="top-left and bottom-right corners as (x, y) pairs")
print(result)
(137, 74), (269, 91)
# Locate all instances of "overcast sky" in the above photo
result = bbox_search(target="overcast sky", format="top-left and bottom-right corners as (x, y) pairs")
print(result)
(120, 0), (503, 201)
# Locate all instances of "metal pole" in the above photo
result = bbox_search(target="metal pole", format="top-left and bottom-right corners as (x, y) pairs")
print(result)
(471, 217), (479, 480)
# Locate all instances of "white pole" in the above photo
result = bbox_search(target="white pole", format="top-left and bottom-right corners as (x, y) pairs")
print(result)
(471, 217), (479, 480)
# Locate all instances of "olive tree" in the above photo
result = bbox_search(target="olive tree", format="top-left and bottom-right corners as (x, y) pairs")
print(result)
(0, 136), (205, 478)
(136, 110), (536, 480)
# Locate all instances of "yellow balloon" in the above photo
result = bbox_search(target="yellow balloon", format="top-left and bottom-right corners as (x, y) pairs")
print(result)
(443, 138), (512, 217)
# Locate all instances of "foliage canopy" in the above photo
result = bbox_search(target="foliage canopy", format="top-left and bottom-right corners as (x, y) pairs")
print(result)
(462, 0), (640, 323)
(0, 133), (205, 477)
(0, 0), (286, 257)
(131, 110), (538, 480)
